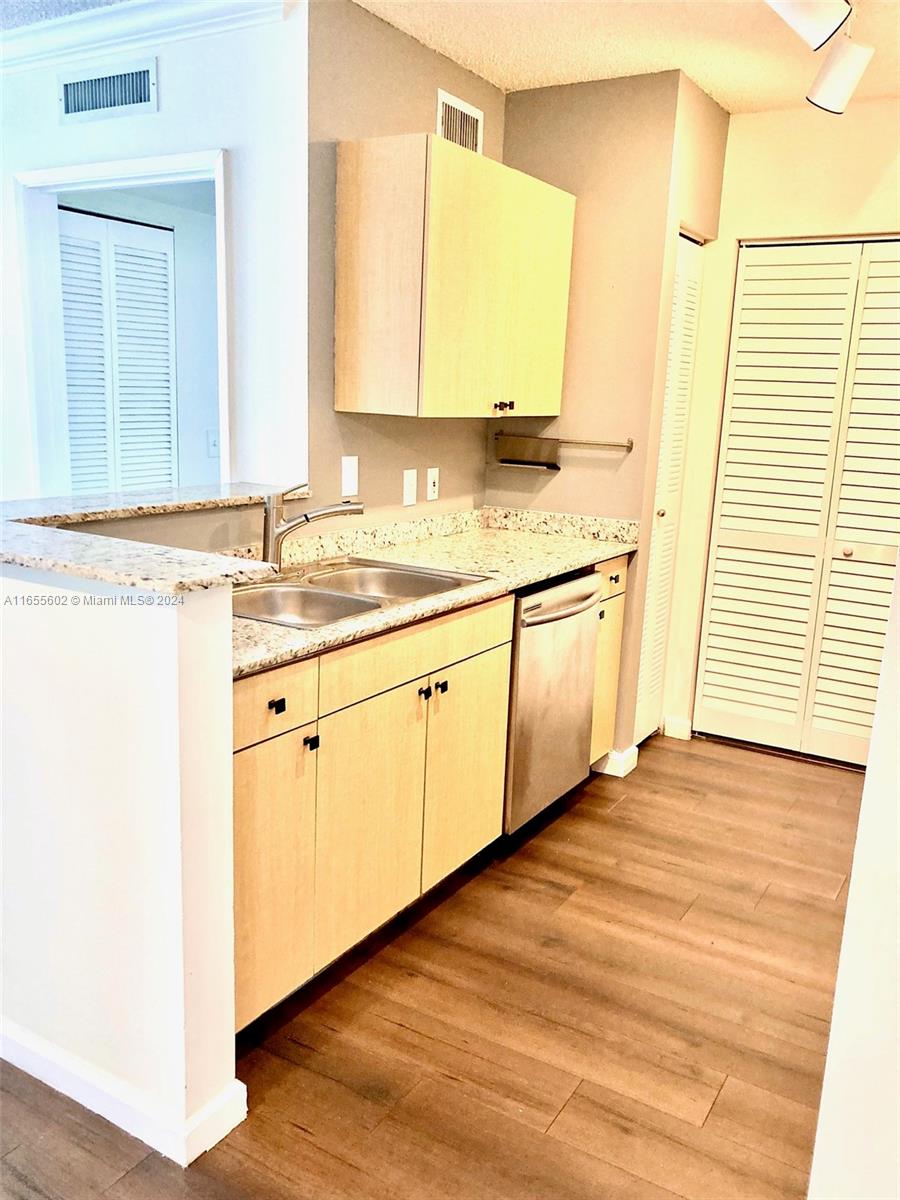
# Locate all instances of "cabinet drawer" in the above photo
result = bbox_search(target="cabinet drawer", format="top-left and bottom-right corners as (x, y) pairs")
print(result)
(594, 555), (629, 600)
(319, 596), (514, 716)
(233, 658), (319, 751)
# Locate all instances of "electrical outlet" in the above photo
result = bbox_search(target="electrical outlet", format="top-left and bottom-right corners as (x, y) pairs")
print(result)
(205, 428), (219, 459)
(341, 455), (359, 498)
(426, 467), (440, 501)
(402, 468), (417, 507)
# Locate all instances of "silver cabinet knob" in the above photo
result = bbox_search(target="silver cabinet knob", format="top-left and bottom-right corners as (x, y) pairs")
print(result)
(842, 547), (854, 557)
(657, 508), (666, 518)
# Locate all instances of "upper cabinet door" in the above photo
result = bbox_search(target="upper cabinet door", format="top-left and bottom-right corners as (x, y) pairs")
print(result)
(334, 134), (575, 419)
(419, 137), (509, 418)
(496, 167), (576, 418)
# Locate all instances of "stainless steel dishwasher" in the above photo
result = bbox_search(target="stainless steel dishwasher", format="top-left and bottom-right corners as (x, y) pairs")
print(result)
(504, 571), (606, 834)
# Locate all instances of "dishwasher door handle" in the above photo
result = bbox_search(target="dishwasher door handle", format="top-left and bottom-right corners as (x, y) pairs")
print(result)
(521, 589), (604, 627)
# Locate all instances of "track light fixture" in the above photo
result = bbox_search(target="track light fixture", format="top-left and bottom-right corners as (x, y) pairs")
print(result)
(764, 0), (852, 50)
(806, 31), (875, 112)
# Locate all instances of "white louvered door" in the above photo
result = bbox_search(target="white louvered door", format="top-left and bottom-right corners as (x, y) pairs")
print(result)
(802, 241), (900, 763)
(58, 210), (178, 492)
(694, 242), (862, 752)
(635, 235), (702, 743)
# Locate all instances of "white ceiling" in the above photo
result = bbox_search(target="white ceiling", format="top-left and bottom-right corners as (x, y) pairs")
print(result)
(351, 0), (900, 113)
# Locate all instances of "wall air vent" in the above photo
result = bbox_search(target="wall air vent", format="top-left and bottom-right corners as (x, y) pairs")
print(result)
(436, 89), (484, 153)
(58, 59), (158, 124)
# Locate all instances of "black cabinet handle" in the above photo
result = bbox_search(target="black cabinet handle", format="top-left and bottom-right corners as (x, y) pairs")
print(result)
(418, 685), (433, 700)
(435, 680), (449, 694)
(508, 401), (515, 412)
(268, 697), (286, 715)
(493, 402), (509, 411)
(303, 734), (320, 751)
(598, 610), (605, 621)
(610, 573), (620, 584)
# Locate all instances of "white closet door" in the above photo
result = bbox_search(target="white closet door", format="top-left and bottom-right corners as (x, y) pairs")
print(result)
(802, 241), (900, 763)
(108, 221), (179, 490)
(58, 210), (178, 492)
(693, 242), (862, 751)
(635, 235), (702, 744)
(59, 211), (116, 492)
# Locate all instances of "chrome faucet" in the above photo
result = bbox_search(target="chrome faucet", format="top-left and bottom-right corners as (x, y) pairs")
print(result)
(262, 484), (365, 569)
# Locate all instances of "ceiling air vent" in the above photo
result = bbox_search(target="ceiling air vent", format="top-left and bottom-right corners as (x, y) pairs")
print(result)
(58, 59), (158, 124)
(436, 89), (484, 153)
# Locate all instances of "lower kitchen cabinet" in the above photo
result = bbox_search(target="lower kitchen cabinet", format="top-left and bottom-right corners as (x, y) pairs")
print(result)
(590, 591), (626, 763)
(233, 722), (318, 1030)
(422, 643), (512, 891)
(314, 679), (429, 971)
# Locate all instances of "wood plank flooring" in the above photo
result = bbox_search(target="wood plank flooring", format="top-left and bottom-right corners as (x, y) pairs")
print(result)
(0, 735), (863, 1200)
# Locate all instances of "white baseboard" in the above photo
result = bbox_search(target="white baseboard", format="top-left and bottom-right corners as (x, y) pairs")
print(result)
(0, 1019), (246, 1166)
(595, 745), (639, 778)
(662, 715), (693, 741)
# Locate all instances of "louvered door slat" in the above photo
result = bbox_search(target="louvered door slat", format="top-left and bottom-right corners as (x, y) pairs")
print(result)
(694, 242), (861, 751)
(634, 236), (702, 743)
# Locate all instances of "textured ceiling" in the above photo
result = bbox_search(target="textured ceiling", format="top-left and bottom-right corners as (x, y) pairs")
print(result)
(350, 0), (900, 113)
(0, 0), (127, 29)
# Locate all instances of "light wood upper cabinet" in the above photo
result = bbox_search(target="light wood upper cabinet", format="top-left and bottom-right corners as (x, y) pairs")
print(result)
(335, 133), (575, 419)
(314, 680), (428, 971)
(422, 644), (512, 892)
(233, 723), (317, 1030)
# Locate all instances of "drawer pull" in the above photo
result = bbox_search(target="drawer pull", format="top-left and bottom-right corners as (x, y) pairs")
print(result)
(508, 401), (516, 412)
(598, 610), (605, 621)
(493, 402), (509, 412)
(268, 697), (287, 715)
(435, 680), (449, 694)
(610, 573), (620, 584)
(303, 734), (320, 751)
(418, 685), (433, 700)
(842, 547), (854, 558)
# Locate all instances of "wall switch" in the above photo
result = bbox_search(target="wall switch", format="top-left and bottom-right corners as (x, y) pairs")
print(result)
(402, 468), (417, 507)
(206, 428), (219, 459)
(341, 455), (359, 498)
(426, 467), (440, 501)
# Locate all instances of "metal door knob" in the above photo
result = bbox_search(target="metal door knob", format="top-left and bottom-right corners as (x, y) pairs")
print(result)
(842, 547), (854, 557)
(657, 508), (666, 518)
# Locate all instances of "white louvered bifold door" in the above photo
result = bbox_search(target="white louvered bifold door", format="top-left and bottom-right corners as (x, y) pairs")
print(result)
(59, 211), (116, 492)
(693, 242), (862, 751)
(635, 235), (702, 744)
(802, 241), (900, 763)
(58, 210), (178, 492)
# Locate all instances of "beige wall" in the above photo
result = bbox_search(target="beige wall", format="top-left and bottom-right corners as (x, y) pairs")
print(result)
(307, 0), (506, 533)
(665, 97), (900, 733)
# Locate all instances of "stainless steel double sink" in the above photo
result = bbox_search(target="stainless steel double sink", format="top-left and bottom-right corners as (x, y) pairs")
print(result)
(233, 557), (487, 629)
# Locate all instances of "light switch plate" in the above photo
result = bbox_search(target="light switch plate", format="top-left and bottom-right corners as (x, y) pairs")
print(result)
(426, 467), (440, 501)
(402, 468), (417, 507)
(341, 455), (359, 498)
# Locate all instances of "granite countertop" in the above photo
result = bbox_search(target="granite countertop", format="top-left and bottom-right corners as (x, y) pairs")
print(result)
(232, 528), (636, 678)
(0, 482), (287, 594)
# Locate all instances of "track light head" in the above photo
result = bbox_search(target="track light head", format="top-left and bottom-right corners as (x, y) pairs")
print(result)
(765, 0), (852, 50)
(806, 32), (875, 112)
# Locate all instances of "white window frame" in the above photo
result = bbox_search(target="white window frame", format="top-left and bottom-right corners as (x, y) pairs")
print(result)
(13, 148), (230, 493)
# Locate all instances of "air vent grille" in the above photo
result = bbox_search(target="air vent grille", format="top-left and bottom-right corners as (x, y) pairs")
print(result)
(436, 89), (484, 153)
(58, 59), (157, 123)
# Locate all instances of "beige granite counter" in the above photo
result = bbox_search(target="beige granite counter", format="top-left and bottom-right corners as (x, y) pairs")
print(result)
(232, 528), (636, 678)
(0, 483), (283, 594)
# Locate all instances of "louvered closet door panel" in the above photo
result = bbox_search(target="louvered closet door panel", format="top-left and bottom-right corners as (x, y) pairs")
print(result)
(59, 212), (115, 492)
(635, 236), (702, 743)
(802, 548), (895, 763)
(694, 243), (861, 750)
(108, 222), (178, 488)
(801, 242), (900, 764)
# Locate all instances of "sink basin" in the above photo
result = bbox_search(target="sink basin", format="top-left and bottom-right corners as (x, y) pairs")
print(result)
(300, 558), (486, 603)
(233, 582), (380, 628)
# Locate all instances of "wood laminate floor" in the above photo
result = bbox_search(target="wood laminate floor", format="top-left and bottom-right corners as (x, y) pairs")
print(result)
(1, 736), (863, 1200)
